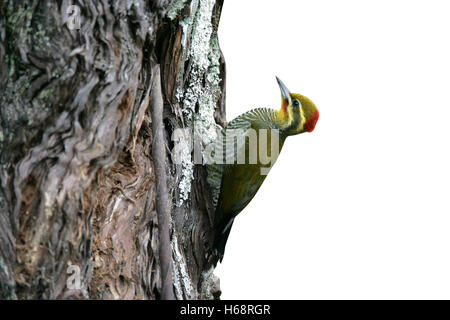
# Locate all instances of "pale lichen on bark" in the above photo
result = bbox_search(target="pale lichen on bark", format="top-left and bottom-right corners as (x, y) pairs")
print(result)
(175, 0), (222, 206)
(167, 0), (189, 20)
(172, 230), (197, 299)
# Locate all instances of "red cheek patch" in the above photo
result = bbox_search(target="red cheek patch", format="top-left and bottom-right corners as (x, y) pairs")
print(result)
(283, 100), (288, 114)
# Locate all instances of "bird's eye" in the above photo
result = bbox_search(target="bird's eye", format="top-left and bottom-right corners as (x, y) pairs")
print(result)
(293, 99), (300, 107)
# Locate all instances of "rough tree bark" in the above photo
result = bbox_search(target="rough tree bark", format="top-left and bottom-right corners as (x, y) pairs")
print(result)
(0, 0), (226, 299)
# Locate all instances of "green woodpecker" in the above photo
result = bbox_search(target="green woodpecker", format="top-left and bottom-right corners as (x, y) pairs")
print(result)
(207, 77), (319, 264)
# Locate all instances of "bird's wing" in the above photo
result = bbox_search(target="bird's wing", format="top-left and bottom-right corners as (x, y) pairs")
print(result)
(207, 108), (278, 210)
(208, 108), (279, 263)
(205, 115), (252, 209)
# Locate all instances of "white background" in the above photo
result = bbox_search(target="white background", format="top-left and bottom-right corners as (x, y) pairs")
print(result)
(215, 0), (450, 299)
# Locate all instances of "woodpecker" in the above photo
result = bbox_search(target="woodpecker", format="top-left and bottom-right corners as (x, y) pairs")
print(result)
(207, 77), (319, 264)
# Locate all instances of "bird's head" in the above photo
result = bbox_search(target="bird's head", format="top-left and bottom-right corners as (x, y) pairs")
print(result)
(276, 77), (319, 135)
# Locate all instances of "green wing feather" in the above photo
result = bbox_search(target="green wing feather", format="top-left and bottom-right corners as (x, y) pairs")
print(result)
(206, 108), (283, 263)
(206, 108), (278, 209)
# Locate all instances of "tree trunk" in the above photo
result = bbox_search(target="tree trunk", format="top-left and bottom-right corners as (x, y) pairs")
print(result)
(0, 0), (225, 300)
